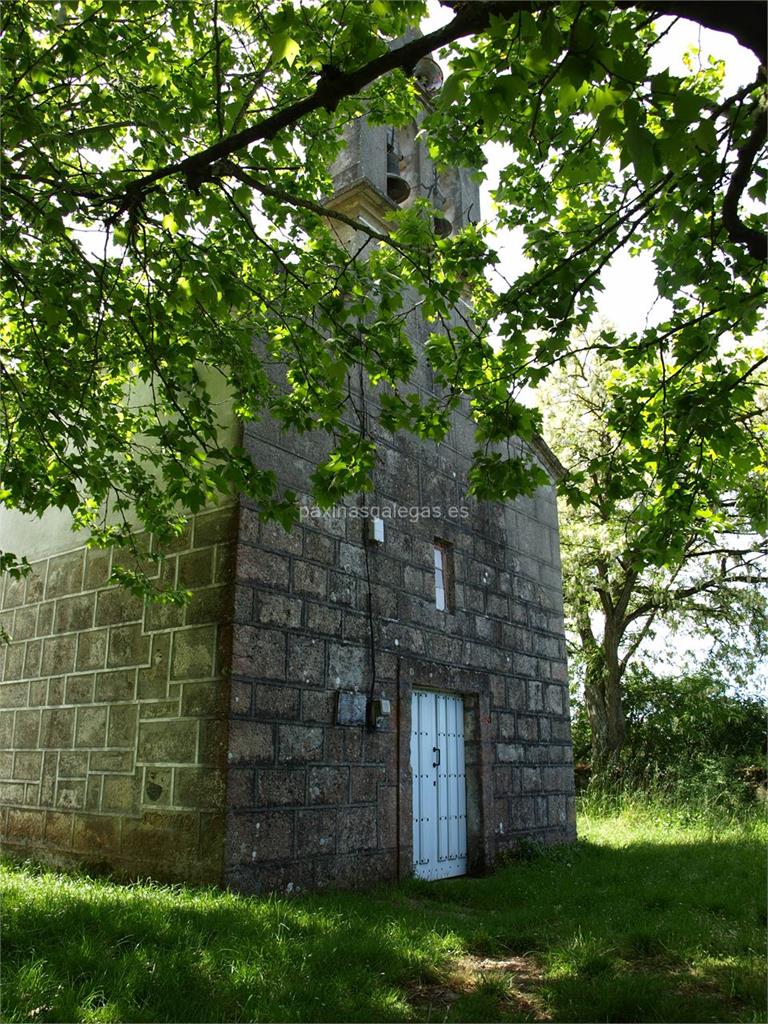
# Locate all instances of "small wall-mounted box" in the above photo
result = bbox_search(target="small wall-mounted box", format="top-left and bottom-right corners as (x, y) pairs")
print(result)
(368, 516), (384, 544)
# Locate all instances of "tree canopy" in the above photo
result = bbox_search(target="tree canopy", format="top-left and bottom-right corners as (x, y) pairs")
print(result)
(541, 349), (767, 764)
(2, 1), (766, 584)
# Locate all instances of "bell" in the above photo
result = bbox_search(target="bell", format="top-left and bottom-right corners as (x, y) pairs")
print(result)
(413, 55), (444, 94)
(386, 149), (411, 204)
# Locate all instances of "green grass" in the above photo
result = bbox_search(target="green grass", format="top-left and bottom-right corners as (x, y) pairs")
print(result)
(2, 799), (765, 1023)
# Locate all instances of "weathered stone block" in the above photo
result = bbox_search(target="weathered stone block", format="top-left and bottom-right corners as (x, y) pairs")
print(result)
(40, 708), (75, 748)
(45, 551), (85, 599)
(517, 715), (538, 741)
(226, 766), (253, 811)
(36, 601), (54, 637)
(59, 751), (88, 778)
(76, 629), (108, 671)
(307, 766), (348, 805)
(0, 781), (25, 802)
(178, 548), (214, 589)
(301, 689), (334, 724)
(137, 633), (170, 699)
(287, 636), (325, 686)
(259, 519), (303, 555)
(256, 768), (305, 807)
(137, 720), (197, 763)
(12, 750), (42, 780)
(65, 674), (94, 704)
(12, 606), (37, 641)
(327, 643), (366, 689)
(84, 548), (111, 590)
(75, 706), (108, 748)
(303, 532), (335, 564)
(199, 719), (227, 766)
(180, 680), (221, 717)
(238, 547), (290, 589)
(54, 594), (95, 634)
(292, 561), (327, 598)
(102, 773), (140, 812)
(90, 750), (133, 772)
(170, 626), (215, 680)
(377, 786), (397, 846)
(214, 544), (235, 585)
(278, 724), (323, 764)
(0, 681), (29, 709)
(95, 668), (135, 702)
(174, 767), (225, 809)
(253, 593), (302, 629)
(497, 712), (516, 742)
(252, 684), (299, 720)
(338, 542), (366, 577)
(193, 507), (235, 547)
(107, 624), (150, 669)
(5, 807), (45, 842)
(73, 813), (121, 854)
(544, 684), (564, 715)
(228, 720), (274, 763)
(28, 679), (46, 707)
(185, 585), (230, 627)
(350, 765), (384, 803)
(497, 743), (524, 763)
(45, 810), (74, 848)
(2, 643), (25, 682)
(56, 779), (85, 809)
(3, 574), (27, 610)
(296, 807), (336, 856)
(338, 805), (377, 853)
(328, 571), (356, 607)
(142, 701), (180, 723)
(231, 625), (285, 679)
(79, 769), (98, 809)
(22, 639), (42, 679)
(107, 704), (138, 748)
(304, 603), (343, 636)
(120, 809), (197, 861)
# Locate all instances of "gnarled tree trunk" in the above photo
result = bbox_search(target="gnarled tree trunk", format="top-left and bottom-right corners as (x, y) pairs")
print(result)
(580, 612), (626, 770)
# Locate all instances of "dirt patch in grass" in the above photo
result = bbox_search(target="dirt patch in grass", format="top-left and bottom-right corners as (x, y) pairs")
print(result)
(408, 952), (551, 1021)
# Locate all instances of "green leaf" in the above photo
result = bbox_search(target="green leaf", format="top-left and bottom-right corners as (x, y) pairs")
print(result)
(270, 32), (300, 66)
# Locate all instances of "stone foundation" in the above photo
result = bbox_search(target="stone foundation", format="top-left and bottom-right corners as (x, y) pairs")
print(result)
(0, 506), (236, 883)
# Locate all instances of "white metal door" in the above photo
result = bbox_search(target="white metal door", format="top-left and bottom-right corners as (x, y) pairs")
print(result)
(410, 690), (467, 880)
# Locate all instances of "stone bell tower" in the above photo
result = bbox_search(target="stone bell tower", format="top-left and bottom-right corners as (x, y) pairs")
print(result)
(325, 54), (480, 244)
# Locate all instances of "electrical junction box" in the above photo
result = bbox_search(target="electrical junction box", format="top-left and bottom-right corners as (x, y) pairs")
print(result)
(370, 697), (391, 719)
(368, 517), (384, 544)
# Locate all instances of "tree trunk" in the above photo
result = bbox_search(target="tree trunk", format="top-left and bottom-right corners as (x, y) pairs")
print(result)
(583, 615), (626, 771)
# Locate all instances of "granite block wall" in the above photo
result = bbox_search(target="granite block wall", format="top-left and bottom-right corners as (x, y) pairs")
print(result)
(0, 506), (236, 882)
(223, 333), (576, 893)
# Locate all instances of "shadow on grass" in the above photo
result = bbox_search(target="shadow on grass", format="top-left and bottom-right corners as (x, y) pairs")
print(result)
(2, 826), (765, 1023)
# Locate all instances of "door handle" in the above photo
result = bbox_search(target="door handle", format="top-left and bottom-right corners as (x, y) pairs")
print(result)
(433, 746), (440, 767)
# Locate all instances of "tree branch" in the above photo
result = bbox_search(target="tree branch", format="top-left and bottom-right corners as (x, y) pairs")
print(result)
(107, 2), (516, 204)
(722, 103), (767, 261)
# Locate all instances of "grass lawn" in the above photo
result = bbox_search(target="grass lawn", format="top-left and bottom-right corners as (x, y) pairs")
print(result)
(1, 800), (765, 1023)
